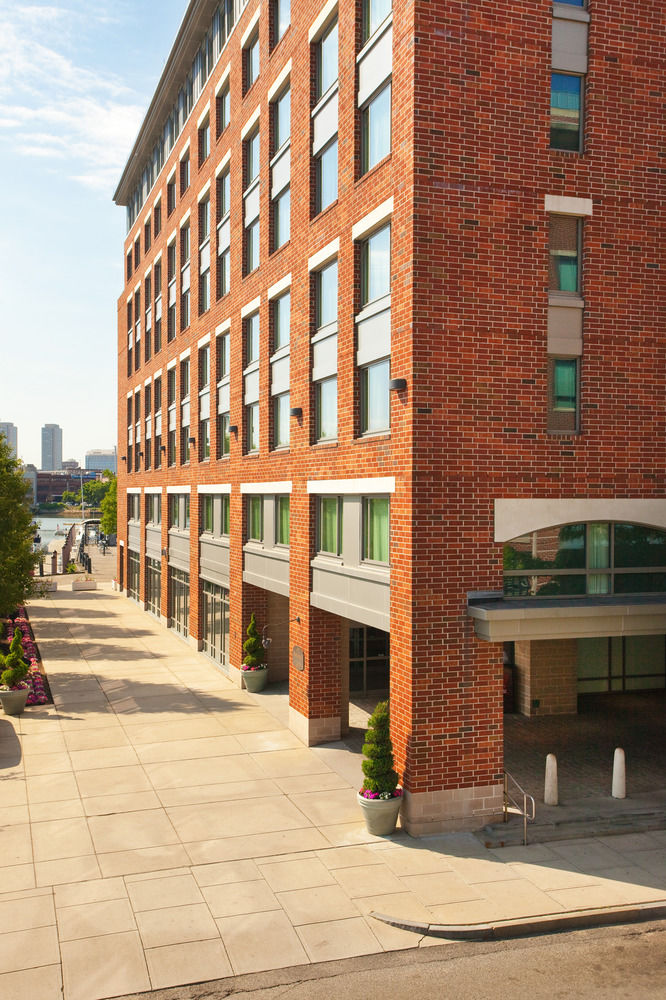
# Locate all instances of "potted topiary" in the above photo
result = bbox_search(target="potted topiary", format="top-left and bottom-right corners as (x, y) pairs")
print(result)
(241, 612), (268, 693)
(358, 700), (403, 835)
(0, 628), (31, 715)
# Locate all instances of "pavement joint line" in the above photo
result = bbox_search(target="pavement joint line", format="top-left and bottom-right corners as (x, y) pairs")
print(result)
(370, 900), (666, 941)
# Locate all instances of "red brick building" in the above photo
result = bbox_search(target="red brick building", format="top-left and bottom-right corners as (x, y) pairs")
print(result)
(114, 0), (666, 834)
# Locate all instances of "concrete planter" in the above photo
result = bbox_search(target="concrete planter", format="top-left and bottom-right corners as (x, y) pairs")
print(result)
(71, 580), (97, 591)
(242, 668), (268, 693)
(0, 688), (30, 716)
(357, 792), (402, 836)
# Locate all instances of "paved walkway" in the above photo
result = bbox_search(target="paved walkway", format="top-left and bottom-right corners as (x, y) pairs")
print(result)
(1, 587), (665, 1000)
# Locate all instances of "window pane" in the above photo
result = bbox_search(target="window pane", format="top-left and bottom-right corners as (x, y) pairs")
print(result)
(275, 88), (291, 148)
(361, 359), (390, 433)
(277, 496), (290, 545)
(316, 377), (338, 439)
(247, 132), (260, 184)
(317, 260), (338, 328)
(247, 402), (259, 451)
(362, 83), (391, 173)
(365, 497), (389, 562)
(319, 497), (339, 553)
(553, 359), (577, 410)
(247, 218), (260, 272)
(274, 291), (291, 348)
(317, 20), (338, 98)
(551, 74), (581, 151)
(362, 224), (391, 304)
(246, 314), (260, 362)
(249, 497), (262, 540)
(222, 496), (230, 535)
(275, 0), (290, 40)
(317, 140), (337, 212)
(274, 187), (290, 247)
(614, 524), (666, 568)
(364, 0), (392, 40)
(549, 216), (579, 293)
(274, 392), (290, 447)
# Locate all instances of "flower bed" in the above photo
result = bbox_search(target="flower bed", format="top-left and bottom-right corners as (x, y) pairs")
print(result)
(11, 608), (50, 706)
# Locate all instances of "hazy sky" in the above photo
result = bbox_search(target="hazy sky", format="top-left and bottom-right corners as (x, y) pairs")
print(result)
(0, 1), (186, 467)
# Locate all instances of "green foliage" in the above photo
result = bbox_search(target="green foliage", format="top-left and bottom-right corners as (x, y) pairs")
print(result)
(0, 435), (39, 618)
(100, 476), (117, 534)
(242, 613), (265, 668)
(361, 701), (399, 796)
(0, 630), (30, 689)
(61, 490), (80, 506)
(65, 561), (77, 575)
(83, 480), (110, 507)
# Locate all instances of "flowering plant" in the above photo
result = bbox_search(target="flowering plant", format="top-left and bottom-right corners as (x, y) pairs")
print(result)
(359, 788), (403, 800)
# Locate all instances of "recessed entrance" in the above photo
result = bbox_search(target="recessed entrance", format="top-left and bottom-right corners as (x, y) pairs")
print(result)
(349, 625), (389, 696)
(578, 635), (666, 693)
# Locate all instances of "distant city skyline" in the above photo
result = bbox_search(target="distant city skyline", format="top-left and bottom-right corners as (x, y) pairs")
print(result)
(41, 423), (63, 471)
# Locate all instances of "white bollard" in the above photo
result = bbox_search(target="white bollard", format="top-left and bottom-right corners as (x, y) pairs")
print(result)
(612, 747), (626, 799)
(544, 753), (558, 806)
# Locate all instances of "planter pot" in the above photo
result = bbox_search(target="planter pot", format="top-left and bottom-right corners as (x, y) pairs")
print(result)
(0, 688), (30, 716)
(242, 668), (268, 693)
(71, 580), (97, 591)
(357, 792), (402, 836)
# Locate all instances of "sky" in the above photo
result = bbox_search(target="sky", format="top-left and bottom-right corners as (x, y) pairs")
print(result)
(0, 0), (187, 468)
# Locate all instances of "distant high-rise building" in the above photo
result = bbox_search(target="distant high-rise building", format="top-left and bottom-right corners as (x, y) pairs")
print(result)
(0, 421), (18, 458)
(85, 449), (117, 474)
(41, 424), (63, 470)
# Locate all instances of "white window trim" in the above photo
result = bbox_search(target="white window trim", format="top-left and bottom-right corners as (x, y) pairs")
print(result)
(241, 6), (261, 48)
(267, 60), (292, 102)
(180, 209), (191, 228)
(197, 102), (211, 129)
(308, 238), (340, 272)
(241, 295), (261, 319)
(544, 195), (593, 216)
(126, 488), (142, 495)
(153, 368), (163, 379)
(167, 485), (191, 495)
(198, 332), (211, 349)
(167, 358), (178, 371)
(215, 63), (231, 94)
(352, 198), (394, 241)
(216, 318), (231, 336)
(308, 477), (395, 495)
(179, 139), (191, 161)
(144, 487), (162, 496)
(309, 0), (338, 43)
(179, 347), (191, 361)
(241, 105), (261, 139)
(268, 273), (292, 300)
(197, 180), (211, 203)
(197, 483), (232, 495)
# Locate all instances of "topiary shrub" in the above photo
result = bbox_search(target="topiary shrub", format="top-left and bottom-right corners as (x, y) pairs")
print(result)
(242, 613), (266, 670)
(360, 700), (400, 799)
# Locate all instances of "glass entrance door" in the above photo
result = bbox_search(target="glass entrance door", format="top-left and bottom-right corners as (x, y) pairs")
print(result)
(168, 567), (190, 637)
(349, 626), (390, 695)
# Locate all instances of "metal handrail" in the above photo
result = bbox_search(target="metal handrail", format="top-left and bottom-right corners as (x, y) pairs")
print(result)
(504, 771), (536, 846)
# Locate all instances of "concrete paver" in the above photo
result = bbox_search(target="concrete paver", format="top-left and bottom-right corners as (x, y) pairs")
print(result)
(0, 585), (664, 1000)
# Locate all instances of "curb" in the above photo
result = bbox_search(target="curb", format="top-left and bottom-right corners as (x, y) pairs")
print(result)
(370, 900), (666, 941)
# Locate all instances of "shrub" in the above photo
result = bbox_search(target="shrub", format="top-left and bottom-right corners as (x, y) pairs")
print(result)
(360, 700), (400, 798)
(242, 613), (266, 669)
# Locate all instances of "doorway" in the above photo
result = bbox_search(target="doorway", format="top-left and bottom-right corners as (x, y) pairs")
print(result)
(349, 625), (390, 696)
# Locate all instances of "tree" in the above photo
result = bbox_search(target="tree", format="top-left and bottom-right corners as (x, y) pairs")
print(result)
(100, 476), (117, 534)
(83, 480), (110, 508)
(242, 613), (266, 669)
(0, 435), (39, 618)
(360, 700), (399, 796)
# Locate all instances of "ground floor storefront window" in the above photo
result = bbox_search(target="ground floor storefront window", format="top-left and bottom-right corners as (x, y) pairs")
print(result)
(349, 626), (389, 695)
(145, 558), (161, 617)
(201, 580), (229, 665)
(578, 634), (666, 693)
(127, 550), (140, 601)
(168, 567), (190, 637)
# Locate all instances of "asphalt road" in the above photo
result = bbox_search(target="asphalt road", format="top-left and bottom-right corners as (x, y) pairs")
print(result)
(117, 920), (666, 1000)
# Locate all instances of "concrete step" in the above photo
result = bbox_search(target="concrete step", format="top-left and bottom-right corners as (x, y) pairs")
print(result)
(477, 804), (666, 849)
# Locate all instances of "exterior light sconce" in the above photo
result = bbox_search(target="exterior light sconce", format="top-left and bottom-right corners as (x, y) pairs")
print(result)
(139, 452), (144, 459)
(262, 616), (301, 650)
(160, 444), (166, 452)
(289, 407), (302, 419)
(161, 547), (167, 558)
(121, 456), (126, 462)
(229, 425), (238, 435)
(188, 436), (196, 445)
(389, 378), (407, 392)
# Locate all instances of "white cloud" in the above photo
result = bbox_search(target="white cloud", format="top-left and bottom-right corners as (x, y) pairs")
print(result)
(0, 2), (144, 194)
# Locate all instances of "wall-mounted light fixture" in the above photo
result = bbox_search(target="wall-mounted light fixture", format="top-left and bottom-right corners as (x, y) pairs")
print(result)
(289, 407), (303, 419)
(229, 425), (238, 435)
(160, 444), (166, 452)
(161, 547), (167, 558)
(262, 616), (301, 650)
(121, 456), (127, 462)
(389, 378), (407, 392)
(188, 436), (196, 446)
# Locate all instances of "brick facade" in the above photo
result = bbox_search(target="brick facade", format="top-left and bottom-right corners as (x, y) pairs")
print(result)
(115, 1), (666, 833)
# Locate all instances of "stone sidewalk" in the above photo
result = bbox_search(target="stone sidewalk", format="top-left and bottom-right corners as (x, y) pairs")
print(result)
(1, 588), (664, 1000)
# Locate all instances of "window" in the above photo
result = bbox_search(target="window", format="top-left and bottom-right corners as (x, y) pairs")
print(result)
(363, 497), (389, 563)
(126, 251), (132, 282)
(246, 403), (259, 452)
(167, 367), (177, 466)
(216, 167), (231, 297)
(180, 223), (191, 329)
(318, 496), (342, 555)
(361, 223), (391, 304)
(222, 495), (230, 534)
(127, 397), (133, 471)
(551, 73), (582, 152)
(271, 86), (291, 250)
(217, 330), (231, 458)
(154, 376), (162, 467)
(276, 495), (290, 546)
(134, 236), (140, 269)
(548, 357), (579, 433)
(154, 200), (162, 237)
(144, 275), (152, 363)
(126, 300), (133, 377)
(199, 344), (211, 460)
(216, 82), (230, 138)
(271, 290), (291, 449)
(198, 197), (211, 314)
(271, 0), (290, 46)
(360, 359), (390, 434)
(358, 223), (391, 435)
(180, 358), (190, 465)
(244, 30), (260, 93)
(128, 493), (140, 521)
(144, 382), (152, 469)
(201, 581), (230, 665)
(313, 18), (338, 215)
(147, 493), (161, 525)
(167, 241), (177, 341)
(153, 260), (162, 353)
(503, 523), (666, 599)
(549, 215), (581, 294)
(244, 129), (261, 274)
(203, 495), (214, 533)
(198, 115), (210, 165)
(361, 83), (391, 173)
(133, 289), (141, 371)
(313, 260), (338, 441)
(246, 311), (260, 364)
(244, 312), (260, 454)
(248, 496), (263, 541)
(167, 174), (176, 215)
(363, 0), (391, 41)
(144, 217), (151, 253)
(180, 151), (190, 195)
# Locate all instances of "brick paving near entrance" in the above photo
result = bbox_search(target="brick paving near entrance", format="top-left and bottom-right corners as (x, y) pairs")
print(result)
(0, 586), (664, 1000)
